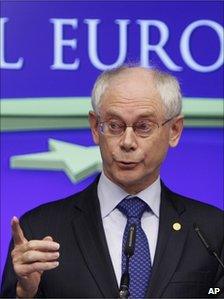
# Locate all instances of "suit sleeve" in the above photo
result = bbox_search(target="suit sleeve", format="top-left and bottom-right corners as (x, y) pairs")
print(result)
(0, 239), (17, 297)
(0, 216), (44, 298)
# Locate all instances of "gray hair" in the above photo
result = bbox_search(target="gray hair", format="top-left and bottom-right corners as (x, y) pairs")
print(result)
(91, 65), (182, 119)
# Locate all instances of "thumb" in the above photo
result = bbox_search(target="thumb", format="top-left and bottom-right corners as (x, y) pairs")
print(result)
(43, 236), (53, 241)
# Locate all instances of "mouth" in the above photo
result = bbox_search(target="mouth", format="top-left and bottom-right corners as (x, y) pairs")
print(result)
(116, 161), (139, 169)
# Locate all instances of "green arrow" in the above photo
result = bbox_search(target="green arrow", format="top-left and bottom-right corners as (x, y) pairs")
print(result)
(10, 139), (102, 183)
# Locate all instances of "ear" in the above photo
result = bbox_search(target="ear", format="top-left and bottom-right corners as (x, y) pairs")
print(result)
(89, 111), (100, 145)
(169, 115), (184, 147)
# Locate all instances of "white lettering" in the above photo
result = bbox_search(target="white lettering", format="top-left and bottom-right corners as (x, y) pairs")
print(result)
(137, 20), (182, 71)
(50, 18), (80, 70)
(208, 288), (215, 294)
(180, 20), (224, 72)
(0, 18), (24, 69)
(214, 288), (220, 294)
(208, 287), (220, 294)
(84, 19), (129, 70)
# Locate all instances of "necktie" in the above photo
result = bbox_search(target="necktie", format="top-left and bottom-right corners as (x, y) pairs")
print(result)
(117, 196), (152, 299)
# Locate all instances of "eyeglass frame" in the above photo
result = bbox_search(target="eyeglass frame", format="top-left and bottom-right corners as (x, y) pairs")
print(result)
(96, 116), (177, 138)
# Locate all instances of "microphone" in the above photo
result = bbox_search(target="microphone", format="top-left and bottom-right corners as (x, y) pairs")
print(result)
(119, 224), (136, 299)
(193, 223), (224, 270)
(125, 223), (136, 257)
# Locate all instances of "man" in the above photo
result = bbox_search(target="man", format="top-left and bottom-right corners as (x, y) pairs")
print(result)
(1, 66), (223, 298)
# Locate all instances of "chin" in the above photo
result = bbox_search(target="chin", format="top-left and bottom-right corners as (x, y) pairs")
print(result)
(113, 170), (143, 188)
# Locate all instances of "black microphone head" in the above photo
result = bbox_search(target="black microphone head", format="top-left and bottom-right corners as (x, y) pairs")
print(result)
(124, 223), (136, 257)
(193, 223), (199, 231)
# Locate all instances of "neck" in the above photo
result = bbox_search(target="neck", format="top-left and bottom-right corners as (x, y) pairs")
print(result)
(118, 179), (159, 195)
(103, 171), (160, 195)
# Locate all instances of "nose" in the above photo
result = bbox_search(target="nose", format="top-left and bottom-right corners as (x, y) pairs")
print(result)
(119, 127), (138, 152)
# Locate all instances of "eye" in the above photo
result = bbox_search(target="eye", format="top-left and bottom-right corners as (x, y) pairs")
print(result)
(108, 120), (124, 132)
(135, 121), (153, 132)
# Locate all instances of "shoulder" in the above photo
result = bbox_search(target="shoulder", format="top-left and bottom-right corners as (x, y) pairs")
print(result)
(162, 184), (224, 252)
(18, 178), (100, 240)
(162, 184), (224, 240)
(163, 183), (223, 216)
(20, 178), (98, 224)
(162, 183), (223, 236)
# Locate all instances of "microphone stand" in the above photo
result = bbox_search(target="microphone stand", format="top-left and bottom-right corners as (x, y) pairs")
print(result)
(194, 223), (224, 269)
(119, 224), (136, 299)
(119, 258), (130, 298)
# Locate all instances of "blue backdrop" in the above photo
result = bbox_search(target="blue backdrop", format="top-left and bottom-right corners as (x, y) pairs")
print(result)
(1, 1), (223, 279)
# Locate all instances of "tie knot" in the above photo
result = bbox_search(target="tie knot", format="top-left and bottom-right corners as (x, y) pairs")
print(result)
(117, 196), (149, 220)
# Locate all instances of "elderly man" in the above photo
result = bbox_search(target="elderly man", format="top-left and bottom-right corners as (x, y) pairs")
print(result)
(1, 66), (223, 298)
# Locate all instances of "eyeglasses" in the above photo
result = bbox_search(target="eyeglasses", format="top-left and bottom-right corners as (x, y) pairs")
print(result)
(97, 117), (174, 138)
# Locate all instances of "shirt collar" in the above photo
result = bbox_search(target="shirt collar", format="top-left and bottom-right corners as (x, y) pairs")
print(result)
(97, 171), (161, 219)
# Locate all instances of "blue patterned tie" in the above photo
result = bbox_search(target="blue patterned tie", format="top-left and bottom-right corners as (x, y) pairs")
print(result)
(118, 196), (152, 299)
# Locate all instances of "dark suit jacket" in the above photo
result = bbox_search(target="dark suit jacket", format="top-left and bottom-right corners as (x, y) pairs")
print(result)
(1, 179), (224, 298)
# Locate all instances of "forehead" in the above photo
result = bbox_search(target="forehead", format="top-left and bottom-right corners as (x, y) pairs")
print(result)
(100, 69), (165, 120)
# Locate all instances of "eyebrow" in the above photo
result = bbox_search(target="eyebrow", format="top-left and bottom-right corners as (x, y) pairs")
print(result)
(104, 110), (157, 120)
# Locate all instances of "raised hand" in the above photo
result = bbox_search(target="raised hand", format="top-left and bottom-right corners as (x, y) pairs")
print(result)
(11, 216), (60, 298)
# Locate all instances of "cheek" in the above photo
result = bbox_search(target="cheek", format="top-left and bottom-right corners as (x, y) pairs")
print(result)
(143, 136), (169, 165)
(99, 136), (116, 161)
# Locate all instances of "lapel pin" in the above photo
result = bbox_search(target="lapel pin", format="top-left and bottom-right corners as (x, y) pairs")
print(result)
(173, 222), (182, 231)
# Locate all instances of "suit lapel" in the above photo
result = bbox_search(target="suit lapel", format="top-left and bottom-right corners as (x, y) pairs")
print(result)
(147, 184), (189, 298)
(71, 180), (119, 298)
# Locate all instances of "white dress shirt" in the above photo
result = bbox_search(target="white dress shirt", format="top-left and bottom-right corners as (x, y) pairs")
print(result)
(97, 172), (161, 285)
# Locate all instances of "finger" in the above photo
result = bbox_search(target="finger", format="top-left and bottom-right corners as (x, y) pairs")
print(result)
(16, 261), (59, 276)
(20, 250), (60, 264)
(43, 236), (53, 241)
(11, 216), (26, 246)
(24, 240), (60, 252)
